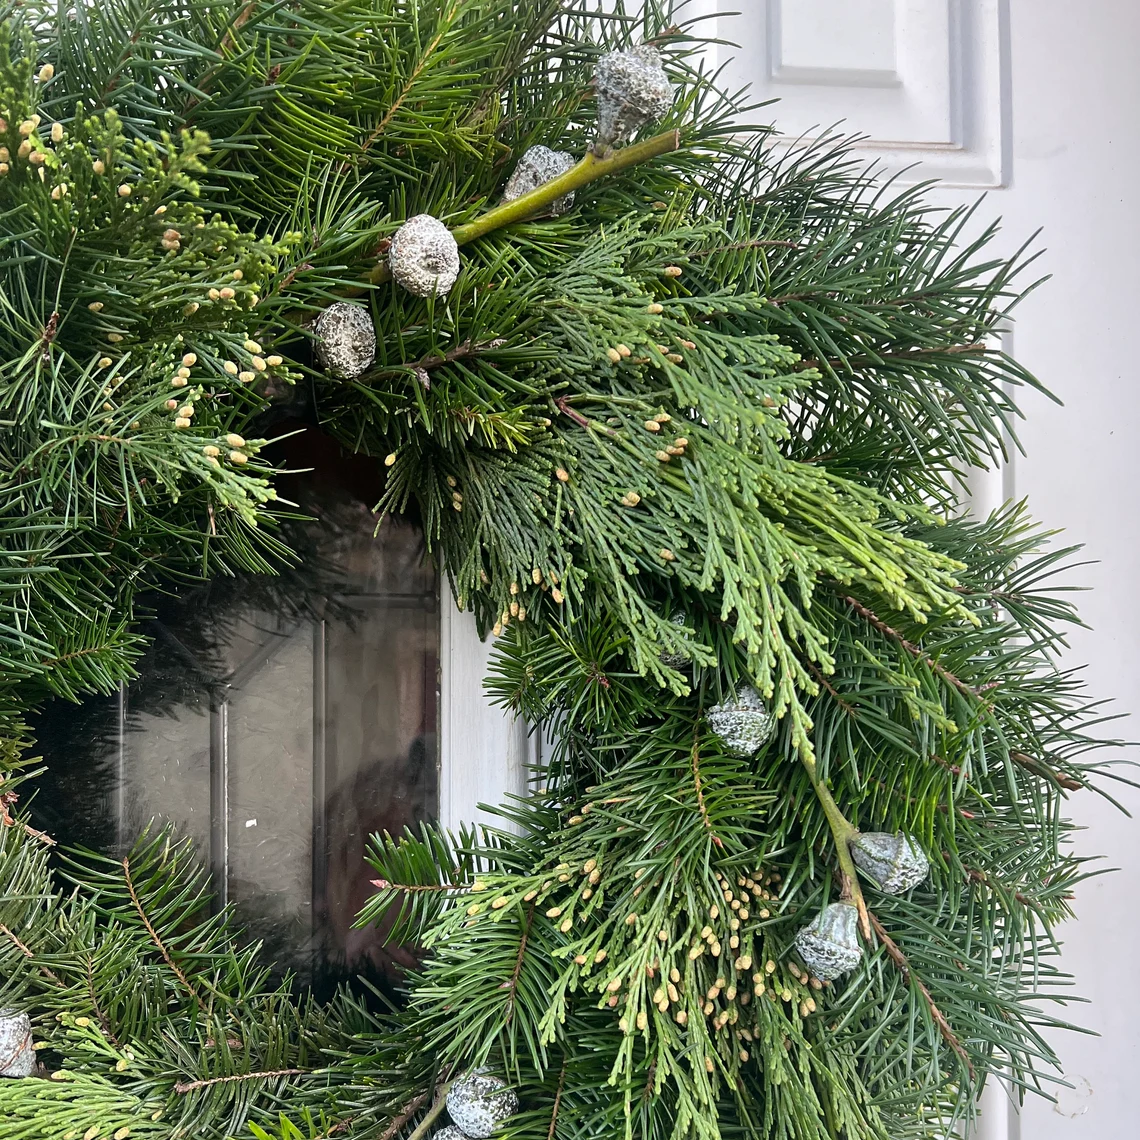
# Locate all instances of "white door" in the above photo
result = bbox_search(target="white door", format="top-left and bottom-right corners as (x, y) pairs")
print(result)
(706, 2), (1140, 1136)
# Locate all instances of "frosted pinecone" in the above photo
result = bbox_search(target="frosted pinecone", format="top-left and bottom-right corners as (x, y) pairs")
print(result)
(851, 832), (930, 894)
(0, 1010), (35, 1077)
(388, 213), (461, 298)
(313, 301), (376, 379)
(502, 145), (577, 214)
(446, 1069), (518, 1138)
(794, 901), (862, 981)
(706, 686), (776, 755)
(595, 44), (674, 148)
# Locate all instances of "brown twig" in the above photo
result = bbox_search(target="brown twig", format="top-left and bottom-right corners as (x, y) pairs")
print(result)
(841, 595), (976, 698)
(502, 905), (534, 1027)
(0, 923), (64, 985)
(868, 911), (975, 1080)
(547, 1061), (567, 1140)
(174, 1068), (307, 1094)
(358, 4), (461, 159)
(806, 659), (856, 717)
(1010, 751), (1083, 791)
(404, 1076), (457, 1140)
(86, 955), (123, 1048)
(690, 732), (724, 849)
(378, 1092), (431, 1140)
(797, 342), (986, 374)
(369, 878), (464, 893)
(690, 238), (801, 257)
(122, 855), (202, 1009)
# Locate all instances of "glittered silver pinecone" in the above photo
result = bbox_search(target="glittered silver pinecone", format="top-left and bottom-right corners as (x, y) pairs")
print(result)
(313, 301), (376, 379)
(502, 145), (577, 214)
(0, 1009), (35, 1078)
(446, 1069), (518, 1138)
(594, 44), (674, 149)
(851, 832), (930, 894)
(706, 686), (776, 755)
(433, 1128), (471, 1140)
(793, 901), (863, 981)
(388, 213), (461, 298)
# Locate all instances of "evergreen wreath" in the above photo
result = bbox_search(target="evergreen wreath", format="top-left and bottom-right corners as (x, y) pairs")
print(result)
(0, 2), (1121, 1138)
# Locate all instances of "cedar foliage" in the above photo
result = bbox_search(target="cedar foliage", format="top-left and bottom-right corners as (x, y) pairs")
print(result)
(0, 1), (1122, 1138)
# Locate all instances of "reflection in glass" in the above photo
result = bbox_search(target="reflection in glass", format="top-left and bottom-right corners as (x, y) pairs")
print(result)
(30, 442), (439, 991)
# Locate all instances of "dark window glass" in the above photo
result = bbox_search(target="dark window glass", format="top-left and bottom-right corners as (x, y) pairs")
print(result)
(29, 430), (439, 991)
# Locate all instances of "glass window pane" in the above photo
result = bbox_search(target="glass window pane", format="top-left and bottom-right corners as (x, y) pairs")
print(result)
(29, 454), (439, 991)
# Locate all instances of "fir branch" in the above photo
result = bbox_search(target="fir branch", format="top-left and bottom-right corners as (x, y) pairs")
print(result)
(0, 923), (63, 986)
(121, 854), (202, 1010)
(174, 1068), (308, 1094)
(503, 904), (535, 1027)
(841, 594), (976, 697)
(690, 734), (724, 850)
(868, 910), (976, 1081)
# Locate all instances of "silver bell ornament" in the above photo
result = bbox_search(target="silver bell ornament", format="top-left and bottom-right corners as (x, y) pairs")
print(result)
(502, 145), (577, 214)
(446, 1069), (518, 1138)
(793, 901), (863, 982)
(388, 213), (461, 298)
(706, 686), (776, 755)
(0, 1009), (35, 1078)
(594, 44), (674, 149)
(851, 832), (930, 894)
(313, 301), (377, 380)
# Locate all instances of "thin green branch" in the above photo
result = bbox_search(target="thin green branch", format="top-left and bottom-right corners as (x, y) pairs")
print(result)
(368, 129), (682, 285)
(799, 754), (870, 940)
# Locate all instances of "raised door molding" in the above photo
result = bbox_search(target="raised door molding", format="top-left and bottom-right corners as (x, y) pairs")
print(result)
(707, 0), (1010, 187)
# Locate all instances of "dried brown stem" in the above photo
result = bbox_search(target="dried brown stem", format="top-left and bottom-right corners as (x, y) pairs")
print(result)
(1010, 751), (1083, 791)
(547, 1062), (567, 1140)
(690, 734), (724, 849)
(122, 855), (202, 1010)
(174, 1068), (307, 1094)
(841, 595), (976, 698)
(868, 910), (975, 1080)
(503, 904), (534, 1027)
(0, 923), (64, 985)
(378, 1092), (430, 1140)
(797, 342), (987, 374)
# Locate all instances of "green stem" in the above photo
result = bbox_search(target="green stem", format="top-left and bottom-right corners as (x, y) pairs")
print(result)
(368, 129), (682, 285)
(799, 754), (870, 940)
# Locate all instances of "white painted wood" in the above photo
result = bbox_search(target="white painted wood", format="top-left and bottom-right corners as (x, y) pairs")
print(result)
(711, 2), (1140, 1136)
(438, 604), (533, 833)
(709, 0), (1010, 186)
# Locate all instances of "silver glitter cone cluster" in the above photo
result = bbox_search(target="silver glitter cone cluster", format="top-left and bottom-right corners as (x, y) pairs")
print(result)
(445, 1069), (518, 1138)
(851, 831), (930, 894)
(434, 1128), (470, 1140)
(388, 213), (461, 298)
(0, 1009), (35, 1077)
(706, 685), (776, 755)
(595, 44), (674, 148)
(793, 901), (863, 981)
(313, 301), (377, 379)
(502, 145), (577, 214)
